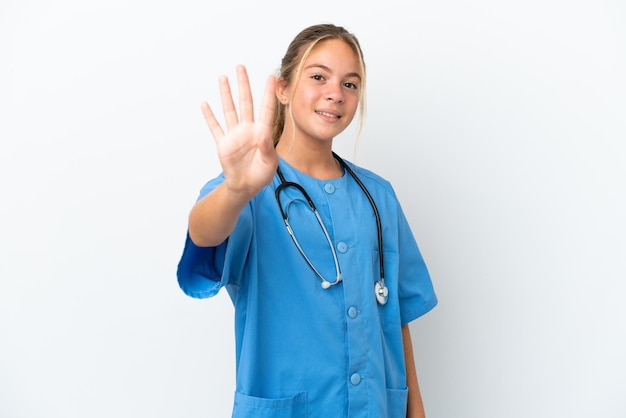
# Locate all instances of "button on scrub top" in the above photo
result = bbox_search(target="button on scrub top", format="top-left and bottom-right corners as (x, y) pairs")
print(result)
(177, 157), (437, 418)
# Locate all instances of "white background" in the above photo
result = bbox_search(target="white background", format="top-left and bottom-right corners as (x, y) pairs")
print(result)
(1, 0), (625, 417)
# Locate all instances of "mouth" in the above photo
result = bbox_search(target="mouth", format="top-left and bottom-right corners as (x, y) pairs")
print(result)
(316, 110), (341, 119)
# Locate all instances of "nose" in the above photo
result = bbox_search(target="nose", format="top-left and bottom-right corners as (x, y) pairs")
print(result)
(325, 83), (344, 104)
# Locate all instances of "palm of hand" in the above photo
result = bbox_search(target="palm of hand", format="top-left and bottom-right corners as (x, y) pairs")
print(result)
(216, 120), (277, 195)
(201, 65), (278, 197)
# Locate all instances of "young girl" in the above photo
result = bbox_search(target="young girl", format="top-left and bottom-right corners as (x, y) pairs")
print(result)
(177, 23), (437, 418)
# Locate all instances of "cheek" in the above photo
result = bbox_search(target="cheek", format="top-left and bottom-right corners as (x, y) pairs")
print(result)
(344, 95), (360, 117)
(296, 88), (320, 106)
(290, 92), (320, 119)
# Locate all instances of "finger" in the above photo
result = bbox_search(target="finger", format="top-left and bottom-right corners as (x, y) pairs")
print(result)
(218, 74), (239, 130)
(258, 74), (277, 134)
(236, 65), (254, 123)
(200, 101), (225, 140)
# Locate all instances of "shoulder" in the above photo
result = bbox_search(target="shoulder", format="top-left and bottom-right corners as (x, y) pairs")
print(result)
(197, 172), (226, 201)
(341, 157), (397, 198)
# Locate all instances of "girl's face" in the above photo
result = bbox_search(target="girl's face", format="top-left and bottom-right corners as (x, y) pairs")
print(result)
(280, 39), (362, 146)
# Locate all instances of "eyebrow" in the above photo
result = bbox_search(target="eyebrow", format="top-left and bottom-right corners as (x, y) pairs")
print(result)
(305, 64), (361, 80)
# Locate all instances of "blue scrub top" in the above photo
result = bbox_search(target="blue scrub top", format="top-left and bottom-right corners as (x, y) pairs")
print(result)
(177, 157), (437, 418)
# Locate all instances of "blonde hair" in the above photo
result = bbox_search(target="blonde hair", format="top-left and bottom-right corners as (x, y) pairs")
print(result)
(272, 24), (367, 146)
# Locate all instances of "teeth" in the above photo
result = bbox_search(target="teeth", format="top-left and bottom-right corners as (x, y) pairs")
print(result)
(317, 111), (338, 118)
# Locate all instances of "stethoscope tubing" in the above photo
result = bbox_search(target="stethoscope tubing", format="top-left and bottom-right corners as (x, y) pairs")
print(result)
(333, 153), (385, 284)
(274, 153), (387, 304)
(275, 180), (343, 287)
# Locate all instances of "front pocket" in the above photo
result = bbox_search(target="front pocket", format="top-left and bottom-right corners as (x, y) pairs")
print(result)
(386, 387), (408, 417)
(232, 391), (307, 418)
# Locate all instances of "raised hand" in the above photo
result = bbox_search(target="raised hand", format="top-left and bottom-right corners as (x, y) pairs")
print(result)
(201, 65), (278, 199)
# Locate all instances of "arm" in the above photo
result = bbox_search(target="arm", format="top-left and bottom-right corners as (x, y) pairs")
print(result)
(188, 65), (277, 247)
(403, 324), (426, 418)
(188, 182), (255, 247)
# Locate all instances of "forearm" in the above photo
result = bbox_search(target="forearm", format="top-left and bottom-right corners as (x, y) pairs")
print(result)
(188, 182), (253, 247)
(403, 324), (426, 418)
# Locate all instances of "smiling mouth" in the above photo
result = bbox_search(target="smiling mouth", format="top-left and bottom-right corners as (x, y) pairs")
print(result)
(316, 110), (340, 119)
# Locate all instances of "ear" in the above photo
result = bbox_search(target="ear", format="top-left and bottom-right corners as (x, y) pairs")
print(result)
(275, 77), (289, 105)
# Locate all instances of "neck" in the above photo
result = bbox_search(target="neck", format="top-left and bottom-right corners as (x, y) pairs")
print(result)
(276, 137), (342, 180)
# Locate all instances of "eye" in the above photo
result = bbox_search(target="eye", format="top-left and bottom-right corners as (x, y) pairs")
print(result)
(343, 82), (359, 90)
(311, 74), (324, 81)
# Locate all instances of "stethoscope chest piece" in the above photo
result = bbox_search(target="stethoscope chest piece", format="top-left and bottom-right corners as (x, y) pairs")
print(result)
(375, 280), (388, 305)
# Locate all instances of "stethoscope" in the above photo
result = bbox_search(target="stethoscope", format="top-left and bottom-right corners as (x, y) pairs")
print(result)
(275, 152), (388, 305)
